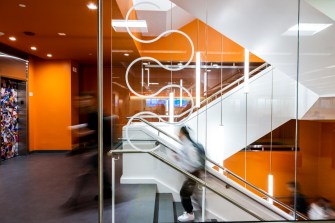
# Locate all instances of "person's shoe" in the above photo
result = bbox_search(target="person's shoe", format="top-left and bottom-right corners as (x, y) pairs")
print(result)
(178, 212), (194, 222)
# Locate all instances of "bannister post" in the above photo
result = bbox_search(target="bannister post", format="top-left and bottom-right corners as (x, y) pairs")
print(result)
(112, 157), (115, 223)
(202, 186), (206, 222)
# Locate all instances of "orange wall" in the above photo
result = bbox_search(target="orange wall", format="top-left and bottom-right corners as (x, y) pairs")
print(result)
(224, 151), (300, 199)
(224, 120), (335, 204)
(139, 19), (264, 63)
(28, 57), (72, 150)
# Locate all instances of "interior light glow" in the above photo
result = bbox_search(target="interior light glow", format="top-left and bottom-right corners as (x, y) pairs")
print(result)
(267, 174), (274, 204)
(196, 52), (201, 108)
(30, 46), (37, 51)
(9, 36), (16, 41)
(180, 79), (183, 107)
(204, 71), (207, 96)
(112, 20), (147, 28)
(141, 67), (144, 87)
(283, 23), (332, 36)
(87, 3), (97, 10)
(47, 54), (52, 57)
(58, 33), (66, 36)
(18, 4), (26, 7)
(124, 53), (129, 56)
(145, 68), (150, 86)
(244, 49), (249, 93)
(0, 32), (5, 36)
(169, 92), (174, 123)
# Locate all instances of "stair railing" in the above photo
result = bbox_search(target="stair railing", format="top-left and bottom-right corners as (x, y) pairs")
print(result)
(134, 62), (269, 121)
(125, 117), (308, 220)
(109, 149), (267, 222)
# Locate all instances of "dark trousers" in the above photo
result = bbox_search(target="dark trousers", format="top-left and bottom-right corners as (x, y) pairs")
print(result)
(180, 170), (200, 213)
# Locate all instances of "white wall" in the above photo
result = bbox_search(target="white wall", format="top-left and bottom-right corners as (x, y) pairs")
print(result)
(183, 67), (318, 162)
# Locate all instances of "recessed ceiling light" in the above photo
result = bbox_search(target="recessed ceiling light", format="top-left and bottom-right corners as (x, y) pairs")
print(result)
(124, 53), (129, 56)
(30, 46), (37, 51)
(112, 20), (148, 33)
(47, 54), (52, 57)
(58, 33), (66, 36)
(9, 36), (16, 41)
(18, 4), (26, 7)
(87, 2), (97, 10)
(283, 23), (332, 36)
(0, 32), (4, 36)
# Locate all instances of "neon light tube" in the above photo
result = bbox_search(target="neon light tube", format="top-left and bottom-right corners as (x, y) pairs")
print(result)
(169, 92), (174, 123)
(204, 71), (207, 96)
(180, 79), (183, 107)
(141, 67), (144, 87)
(196, 52), (201, 107)
(244, 49), (249, 93)
(267, 174), (273, 204)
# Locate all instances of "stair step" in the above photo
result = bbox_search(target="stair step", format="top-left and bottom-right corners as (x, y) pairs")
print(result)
(174, 202), (184, 222)
(124, 184), (157, 223)
(173, 201), (218, 222)
(157, 193), (174, 223)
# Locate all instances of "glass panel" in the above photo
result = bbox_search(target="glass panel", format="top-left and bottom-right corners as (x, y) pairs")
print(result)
(298, 0), (335, 221)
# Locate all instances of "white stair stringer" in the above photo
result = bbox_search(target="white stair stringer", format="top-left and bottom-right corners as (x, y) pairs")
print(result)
(120, 139), (294, 221)
(121, 66), (317, 221)
(182, 66), (318, 162)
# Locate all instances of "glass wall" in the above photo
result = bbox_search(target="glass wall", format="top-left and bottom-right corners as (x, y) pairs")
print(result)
(2, 0), (335, 222)
(108, 0), (334, 221)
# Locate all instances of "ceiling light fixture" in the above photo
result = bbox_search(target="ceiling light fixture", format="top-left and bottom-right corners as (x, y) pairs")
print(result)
(87, 2), (97, 10)
(112, 20), (148, 32)
(30, 46), (37, 51)
(124, 53), (129, 56)
(283, 23), (332, 36)
(58, 33), (66, 36)
(47, 54), (52, 57)
(18, 4), (26, 7)
(9, 36), (16, 41)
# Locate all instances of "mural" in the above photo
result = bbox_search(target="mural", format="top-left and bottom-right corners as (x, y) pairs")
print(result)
(1, 79), (19, 160)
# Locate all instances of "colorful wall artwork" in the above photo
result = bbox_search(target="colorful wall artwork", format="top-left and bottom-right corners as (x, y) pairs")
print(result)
(1, 79), (19, 160)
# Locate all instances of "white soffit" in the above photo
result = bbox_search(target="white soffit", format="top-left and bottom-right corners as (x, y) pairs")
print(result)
(171, 0), (335, 96)
(133, 0), (195, 37)
(305, 0), (335, 22)
(132, 0), (176, 11)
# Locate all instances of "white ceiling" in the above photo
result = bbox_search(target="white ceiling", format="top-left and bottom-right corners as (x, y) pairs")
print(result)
(133, 0), (194, 37)
(170, 0), (335, 97)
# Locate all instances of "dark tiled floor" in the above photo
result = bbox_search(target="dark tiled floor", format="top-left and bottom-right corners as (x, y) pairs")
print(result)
(0, 153), (136, 223)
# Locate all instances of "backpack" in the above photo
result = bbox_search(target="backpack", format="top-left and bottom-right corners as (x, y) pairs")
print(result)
(191, 141), (206, 170)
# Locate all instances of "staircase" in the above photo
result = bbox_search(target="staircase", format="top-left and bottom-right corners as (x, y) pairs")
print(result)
(116, 183), (217, 223)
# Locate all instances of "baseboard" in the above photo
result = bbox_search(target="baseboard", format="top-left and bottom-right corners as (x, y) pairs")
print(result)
(29, 150), (69, 154)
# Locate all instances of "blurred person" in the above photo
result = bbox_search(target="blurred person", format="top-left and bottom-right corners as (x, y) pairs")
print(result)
(308, 197), (335, 220)
(308, 197), (328, 220)
(176, 126), (206, 222)
(286, 181), (309, 217)
(61, 92), (112, 209)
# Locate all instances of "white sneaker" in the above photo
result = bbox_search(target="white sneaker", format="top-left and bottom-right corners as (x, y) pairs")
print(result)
(178, 212), (195, 222)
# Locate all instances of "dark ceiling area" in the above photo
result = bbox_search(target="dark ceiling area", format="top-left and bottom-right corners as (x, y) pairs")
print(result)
(0, 0), (140, 66)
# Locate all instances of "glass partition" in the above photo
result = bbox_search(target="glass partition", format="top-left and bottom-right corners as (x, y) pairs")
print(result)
(108, 0), (335, 222)
(5, 0), (332, 221)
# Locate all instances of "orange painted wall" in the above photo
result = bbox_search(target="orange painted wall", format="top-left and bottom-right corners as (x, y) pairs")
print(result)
(28, 57), (72, 151)
(224, 151), (300, 200)
(224, 120), (335, 205)
(139, 19), (263, 63)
